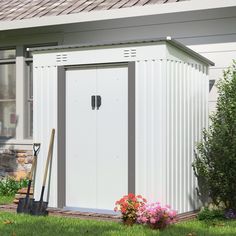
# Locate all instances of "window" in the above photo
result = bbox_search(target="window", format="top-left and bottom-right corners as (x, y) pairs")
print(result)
(209, 79), (215, 92)
(0, 49), (16, 138)
(0, 43), (57, 142)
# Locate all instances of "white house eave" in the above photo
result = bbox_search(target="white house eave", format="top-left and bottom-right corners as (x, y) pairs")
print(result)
(0, 0), (236, 31)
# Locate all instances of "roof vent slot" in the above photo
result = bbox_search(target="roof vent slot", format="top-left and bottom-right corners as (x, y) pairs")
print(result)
(130, 49), (136, 58)
(123, 49), (130, 58)
(62, 54), (68, 62)
(123, 48), (136, 58)
(56, 54), (68, 63)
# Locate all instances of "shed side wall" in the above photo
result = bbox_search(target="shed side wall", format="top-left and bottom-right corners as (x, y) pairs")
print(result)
(166, 60), (208, 213)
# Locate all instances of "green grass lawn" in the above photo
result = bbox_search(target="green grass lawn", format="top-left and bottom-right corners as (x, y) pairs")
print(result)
(0, 212), (235, 236)
(0, 195), (14, 205)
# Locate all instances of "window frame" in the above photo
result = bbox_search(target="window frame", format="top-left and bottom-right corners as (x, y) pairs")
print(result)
(0, 43), (58, 144)
(0, 48), (17, 140)
(25, 59), (33, 139)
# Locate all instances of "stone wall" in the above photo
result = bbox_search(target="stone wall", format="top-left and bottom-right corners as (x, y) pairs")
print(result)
(0, 149), (33, 180)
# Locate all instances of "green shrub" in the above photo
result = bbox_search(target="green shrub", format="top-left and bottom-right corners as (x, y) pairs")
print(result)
(193, 60), (236, 210)
(0, 177), (28, 196)
(197, 207), (225, 221)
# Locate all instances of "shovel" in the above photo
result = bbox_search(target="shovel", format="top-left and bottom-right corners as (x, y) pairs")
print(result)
(31, 129), (55, 216)
(17, 143), (41, 214)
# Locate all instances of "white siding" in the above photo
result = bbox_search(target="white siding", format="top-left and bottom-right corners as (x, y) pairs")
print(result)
(135, 58), (208, 213)
(135, 60), (166, 203)
(33, 65), (58, 208)
(189, 42), (236, 108)
(165, 61), (208, 213)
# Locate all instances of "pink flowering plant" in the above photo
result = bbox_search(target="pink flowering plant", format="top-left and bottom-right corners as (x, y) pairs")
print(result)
(114, 193), (147, 225)
(137, 202), (177, 229)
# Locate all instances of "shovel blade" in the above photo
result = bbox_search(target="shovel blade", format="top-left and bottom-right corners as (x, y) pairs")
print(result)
(31, 201), (48, 216)
(17, 198), (35, 214)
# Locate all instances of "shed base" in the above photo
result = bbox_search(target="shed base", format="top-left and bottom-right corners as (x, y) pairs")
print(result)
(0, 204), (197, 222)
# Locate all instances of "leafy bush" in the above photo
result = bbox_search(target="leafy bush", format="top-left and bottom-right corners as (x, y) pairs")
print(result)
(137, 202), (177, 230)
(197, 207), (225, 221)
(0, 177), (28, 196)
(193, 61), (236, 210)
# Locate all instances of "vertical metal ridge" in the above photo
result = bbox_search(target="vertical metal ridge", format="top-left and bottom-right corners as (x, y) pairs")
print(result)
(179, 61), (183, 212)
(146, 60), (152, 198)
(183, 62), (187, 212)
(166, 60), (170, 206)
(170, 60), (175, 209)
(187, 62), (190, 212)
(143, 61), (148, 197)
(150, 60), (155, 200)
(174, 61), (178, 211)
(178, 61), (182, 211)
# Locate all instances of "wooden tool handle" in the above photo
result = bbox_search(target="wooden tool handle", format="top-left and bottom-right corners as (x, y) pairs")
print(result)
(42, 129), (55, 187)
(28, 157), (36, 180)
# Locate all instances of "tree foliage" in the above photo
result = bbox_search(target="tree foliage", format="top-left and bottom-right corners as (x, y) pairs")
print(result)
(193, 60), (236, 210)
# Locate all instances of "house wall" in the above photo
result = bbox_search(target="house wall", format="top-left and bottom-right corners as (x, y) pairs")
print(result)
(0, 148), (32, 179)
(0, 7), (235, 208)
(0, 11), (235, 122)
(58, 16), (236, 114)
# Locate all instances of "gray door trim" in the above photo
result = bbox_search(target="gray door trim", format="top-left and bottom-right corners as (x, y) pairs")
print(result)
(128, 62), (135, 194)
(57, 66), (66, 208)
(57, 62), (135, 208)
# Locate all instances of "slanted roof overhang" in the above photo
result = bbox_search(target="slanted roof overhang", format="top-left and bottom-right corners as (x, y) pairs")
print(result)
(28, 37), (215, 66)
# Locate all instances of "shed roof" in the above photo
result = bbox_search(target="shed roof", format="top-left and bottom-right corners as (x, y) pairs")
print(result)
(0, 0), (186, 22)
(28, 37), (215, 66)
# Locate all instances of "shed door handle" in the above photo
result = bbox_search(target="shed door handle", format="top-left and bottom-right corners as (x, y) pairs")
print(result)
(91, 95), (95, 110)
(97, 96), (101, 110)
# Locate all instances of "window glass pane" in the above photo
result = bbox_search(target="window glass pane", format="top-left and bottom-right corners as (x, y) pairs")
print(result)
(0, 101), (16, 138)
(0, 64), (16, 99)
(0, 49), (16, 60)
(26, 62), (33, 138)
(28, 101), (33, 138)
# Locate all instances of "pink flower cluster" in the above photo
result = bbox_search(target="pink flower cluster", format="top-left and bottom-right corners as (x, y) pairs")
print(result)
(137, 202), (177, 229)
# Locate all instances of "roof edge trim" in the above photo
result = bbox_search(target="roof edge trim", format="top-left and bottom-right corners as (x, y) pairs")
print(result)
(28, 37), (214, 66)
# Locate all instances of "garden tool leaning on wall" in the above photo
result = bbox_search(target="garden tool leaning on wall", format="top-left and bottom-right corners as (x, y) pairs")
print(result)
(31, 129), (55, 216)
(17, 143), (41, 214)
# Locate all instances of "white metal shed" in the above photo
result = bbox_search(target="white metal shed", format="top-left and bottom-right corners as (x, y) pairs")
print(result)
(32, 38), (214, 214)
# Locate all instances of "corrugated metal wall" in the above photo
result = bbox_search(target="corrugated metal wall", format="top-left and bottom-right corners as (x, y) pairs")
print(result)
(33, 65), (58, 208)
(166, 61), (208, 213)
(135, 59), (167, 204)
(33, 47), (209, 213)
(135, 59), (208, 213)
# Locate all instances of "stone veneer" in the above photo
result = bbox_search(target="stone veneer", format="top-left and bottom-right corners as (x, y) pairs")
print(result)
(0, 148), (33, 180)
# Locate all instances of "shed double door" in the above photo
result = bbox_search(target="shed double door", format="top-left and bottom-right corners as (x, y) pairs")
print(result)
(66, 65), (128, 211)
